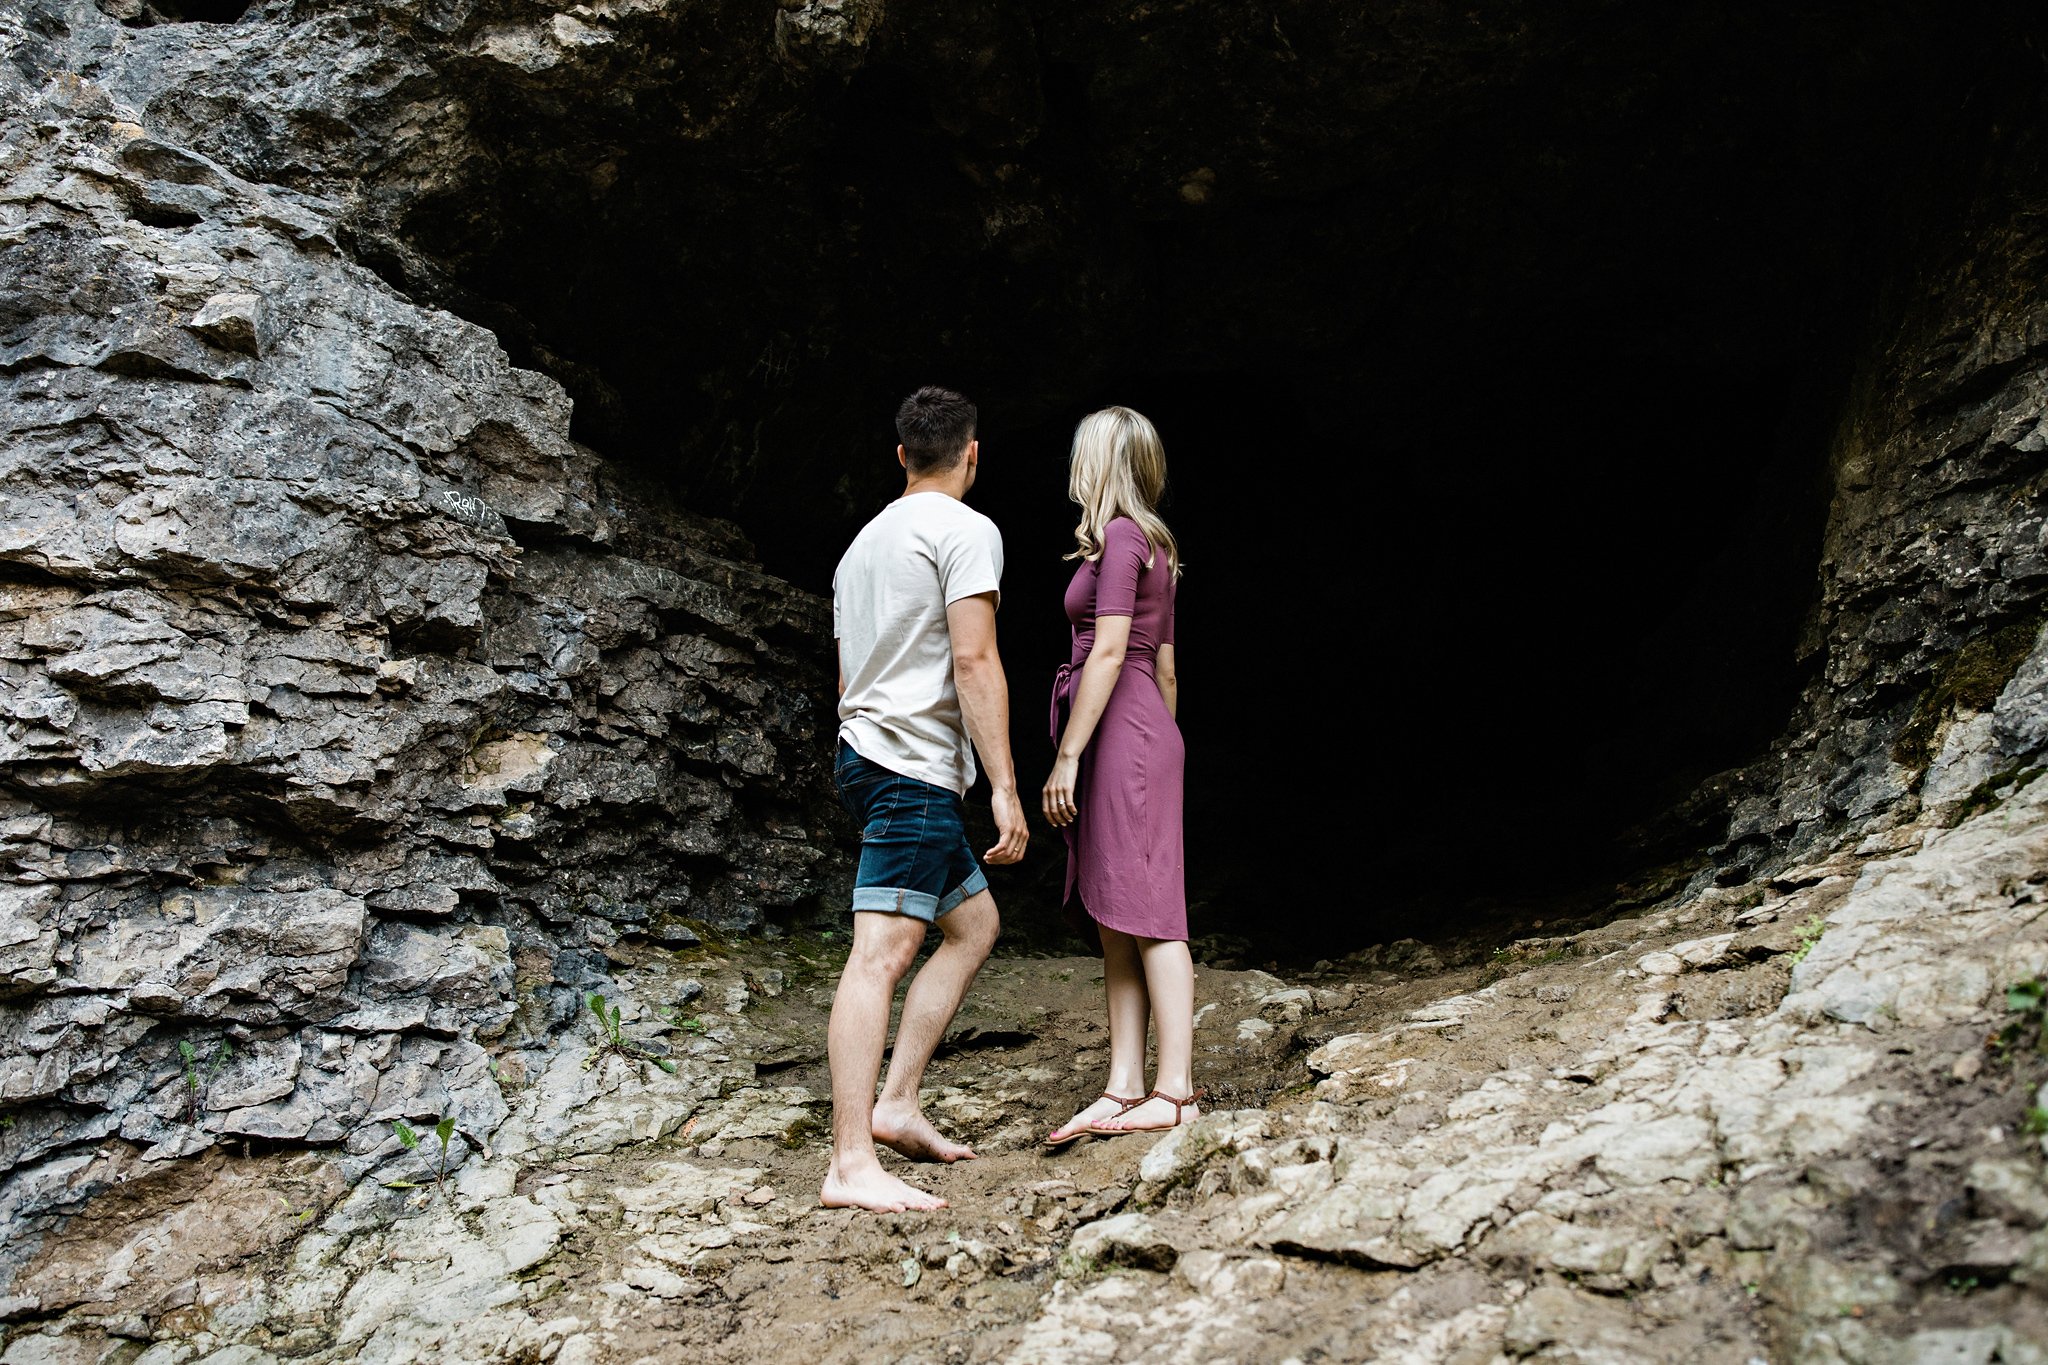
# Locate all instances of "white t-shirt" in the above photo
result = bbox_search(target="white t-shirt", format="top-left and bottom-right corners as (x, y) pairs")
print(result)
(833, 492), (1004, 795)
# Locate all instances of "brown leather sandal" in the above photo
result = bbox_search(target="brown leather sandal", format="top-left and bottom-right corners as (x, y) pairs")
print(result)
(1045, 1092), (1143, 1149)
(1086, 1087), (1206, 1135)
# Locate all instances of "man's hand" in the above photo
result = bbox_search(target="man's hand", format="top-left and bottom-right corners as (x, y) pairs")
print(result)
(984, 787), (1029, 864)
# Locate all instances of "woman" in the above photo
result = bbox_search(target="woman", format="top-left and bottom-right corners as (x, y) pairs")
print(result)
(1042, 405), (1200, 1146)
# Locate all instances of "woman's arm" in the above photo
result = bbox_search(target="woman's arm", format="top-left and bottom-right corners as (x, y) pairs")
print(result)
(1154, 641), (1176, 722)
(1042, 612), (1129, 829)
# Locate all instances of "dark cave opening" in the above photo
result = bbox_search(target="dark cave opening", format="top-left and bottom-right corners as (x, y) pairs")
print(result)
(392, 1), (2047, 959)
(952, 331), (1831, 962)
(117, 0), (259, 25)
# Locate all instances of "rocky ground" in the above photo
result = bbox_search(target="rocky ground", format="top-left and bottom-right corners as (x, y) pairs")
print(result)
(5, 771), (2048, 1364)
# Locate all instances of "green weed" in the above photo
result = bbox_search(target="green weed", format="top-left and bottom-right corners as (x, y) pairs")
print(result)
(1787, 915), (1827, 967)
(587, 992), (678, 1074)
(664, 1009), (709, 1035)
(1056, 1249), (1101, 1281)
(386, 1115), (457, 1192)
(1991, 977), (2048, 1059)
(177, 1038), (233, 1125)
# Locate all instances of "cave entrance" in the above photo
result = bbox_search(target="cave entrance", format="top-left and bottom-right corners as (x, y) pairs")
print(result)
(112, 0), (258, 25)
(381, 1), (2040, 961)
(978, 337), (1826, 963)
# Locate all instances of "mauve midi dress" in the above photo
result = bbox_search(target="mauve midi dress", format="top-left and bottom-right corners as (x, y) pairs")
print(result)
(1049, 516), (1186, 950)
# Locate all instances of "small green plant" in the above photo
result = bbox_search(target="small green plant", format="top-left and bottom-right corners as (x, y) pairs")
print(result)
(176, 1038), (233, 1124)
(1056, 1248), (1103, 1282)
(587, 992), (678, 1073)
(1948, 1274), (1982, 1294)
(1991, 977), (2048, 1059)
(0, 1115), (15, 1130)
(1787, 915), (1827, 966)
(662, 1007), (709, 1035)
(2023, 1106), (2048, 1137)
(388, 1115), (458, 1191)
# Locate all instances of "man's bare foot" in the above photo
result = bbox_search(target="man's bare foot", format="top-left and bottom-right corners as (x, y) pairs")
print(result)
(872, 1102), (977, 1163)
(819, 1164), (948, 1212)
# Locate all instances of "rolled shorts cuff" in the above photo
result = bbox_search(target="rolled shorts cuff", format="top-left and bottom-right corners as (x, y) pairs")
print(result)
(851, 866), (988, 924)
(939, 867), (989, 916)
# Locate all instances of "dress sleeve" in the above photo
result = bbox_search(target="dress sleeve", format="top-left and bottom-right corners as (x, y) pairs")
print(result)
(1164, 579), (1176, 646)
(1094, 518), (1148, 619)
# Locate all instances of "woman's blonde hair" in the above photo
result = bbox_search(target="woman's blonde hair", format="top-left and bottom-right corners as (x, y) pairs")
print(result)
(1064, 406), (1182, 580)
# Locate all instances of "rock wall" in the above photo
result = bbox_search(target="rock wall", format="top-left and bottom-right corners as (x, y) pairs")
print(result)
(0, 13), (844, 1265)
(1677, 114), (2048, 889)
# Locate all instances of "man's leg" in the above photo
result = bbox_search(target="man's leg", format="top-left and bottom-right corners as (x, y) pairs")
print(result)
(872, 889), (999, 1162)
(821, 910), (948, 1211)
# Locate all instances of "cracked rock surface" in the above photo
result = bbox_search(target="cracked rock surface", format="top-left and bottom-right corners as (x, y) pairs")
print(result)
(0, 13), (845, 1263)
(4, 774), (2046, 1362)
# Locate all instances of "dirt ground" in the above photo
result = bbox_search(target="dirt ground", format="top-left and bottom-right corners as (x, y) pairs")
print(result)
(510, 933), (1359, 1365)
(7, 841), (2047, 1365)
(390, 880), (2048, 1363)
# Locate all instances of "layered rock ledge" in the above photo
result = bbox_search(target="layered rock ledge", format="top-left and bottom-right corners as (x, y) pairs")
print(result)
(0, 42), (843, 1272)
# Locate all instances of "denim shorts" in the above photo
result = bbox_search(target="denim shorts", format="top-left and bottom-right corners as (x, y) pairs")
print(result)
(834, 740), (988, 922)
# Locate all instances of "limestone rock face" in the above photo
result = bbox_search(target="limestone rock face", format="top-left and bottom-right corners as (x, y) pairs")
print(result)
(1638, 121), (2048, 893)
(0, 2), (844, 1265)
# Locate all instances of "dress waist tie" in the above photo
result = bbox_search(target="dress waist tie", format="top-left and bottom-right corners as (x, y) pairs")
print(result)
(1048, 652), (1155, 742)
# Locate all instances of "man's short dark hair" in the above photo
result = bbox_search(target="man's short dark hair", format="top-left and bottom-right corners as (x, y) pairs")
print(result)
(895, 386), (978, 473)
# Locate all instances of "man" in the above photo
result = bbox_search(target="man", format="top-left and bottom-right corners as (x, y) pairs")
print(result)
(822, 384), (1030, 1214)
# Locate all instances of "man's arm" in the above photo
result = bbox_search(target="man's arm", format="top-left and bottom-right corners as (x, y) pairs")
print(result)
(945, 592), (1028, 865)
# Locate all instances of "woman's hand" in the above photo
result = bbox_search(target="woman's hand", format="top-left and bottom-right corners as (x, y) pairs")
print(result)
(1042, 753), (1081, 828)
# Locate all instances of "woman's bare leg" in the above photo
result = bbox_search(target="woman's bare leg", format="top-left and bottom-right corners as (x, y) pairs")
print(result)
(1048, 926), (1152, 1140)
(1101, 926), (1152, 1096)
(1092, 935), (1198, 1132)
